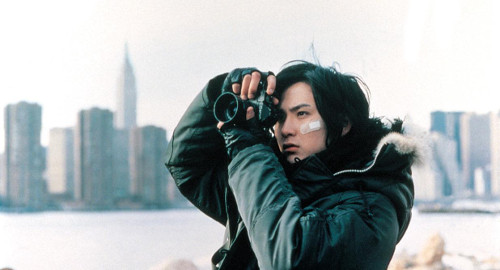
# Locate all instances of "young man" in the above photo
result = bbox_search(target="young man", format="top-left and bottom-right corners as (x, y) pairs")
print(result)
(165, 61), (420, 269)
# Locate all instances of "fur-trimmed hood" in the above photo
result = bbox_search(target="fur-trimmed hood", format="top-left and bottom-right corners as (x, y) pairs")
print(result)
(331, 132), (426, 176)
(374, 132), (426, 167)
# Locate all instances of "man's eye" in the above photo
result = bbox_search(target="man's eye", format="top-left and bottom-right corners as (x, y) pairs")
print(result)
(297, 111), (308, 117)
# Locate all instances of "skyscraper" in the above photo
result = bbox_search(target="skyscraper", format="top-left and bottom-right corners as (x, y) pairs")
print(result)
(490, 111), (500, 196)
(430, 111), (465, 197)
(113, 128), (130, 199)
(430, 133), (463, 198)
(130, 125), (168, 207)
(460, 112), (492, 195)
(116, 43), (137, 129)
(47, 128), (74, 197)
(1, 102), (45, 209)
(431, 111), (464, 166)
(74, 108), (114, 208)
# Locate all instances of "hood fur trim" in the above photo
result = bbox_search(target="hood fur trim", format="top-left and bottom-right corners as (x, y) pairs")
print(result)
(374, 132), (426, 167)
(333, 132), (426, 176)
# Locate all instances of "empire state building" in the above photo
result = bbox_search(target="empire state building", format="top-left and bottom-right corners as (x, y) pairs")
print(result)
(116, 44), (137, 129)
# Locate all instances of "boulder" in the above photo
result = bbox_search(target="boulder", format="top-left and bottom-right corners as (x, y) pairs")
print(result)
(150, 258), (198, 270)
(416, 233), (445, 266)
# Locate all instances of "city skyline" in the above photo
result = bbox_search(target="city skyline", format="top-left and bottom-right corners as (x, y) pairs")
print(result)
(424, 110), (500, 199)
(2, 1), (500, 150)
(0, 43), (172, 210)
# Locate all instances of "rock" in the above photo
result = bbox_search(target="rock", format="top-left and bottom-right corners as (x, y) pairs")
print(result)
(388, 250), (415, 270)
(408, 262), (450, 270)
(150, 258), (198, 270)
(390, 233), (499, 270)
(415, 233), (445, 266)
(481, 256), (500, 269)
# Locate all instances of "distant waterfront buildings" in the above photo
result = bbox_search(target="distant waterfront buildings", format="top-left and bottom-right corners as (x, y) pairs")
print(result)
(460, 113), (491, 193)
(0, 45), (178, 211)
(113, 128), (131, 200)
(1, 102), (45, 209)
(116, 43), (137, 129)
(74, 108), (114, 208)
(430, 111), (464, 166)
(47, 128), (74, 198)
(130, 126), (169, 207)
(491, 112), (500, 196)
(429, 110), (500, 200)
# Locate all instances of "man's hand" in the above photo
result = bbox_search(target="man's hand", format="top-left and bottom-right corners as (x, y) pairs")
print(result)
(217, 68), (278, 159)
(235, 69), (276, 100)
(219, 68), (278, 127)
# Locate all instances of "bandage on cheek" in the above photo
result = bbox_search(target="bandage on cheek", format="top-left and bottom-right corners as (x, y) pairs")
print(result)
(300, 119), (322, 134)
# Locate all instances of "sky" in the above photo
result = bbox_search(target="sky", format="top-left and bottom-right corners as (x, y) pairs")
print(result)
(1, 0), (499, 150)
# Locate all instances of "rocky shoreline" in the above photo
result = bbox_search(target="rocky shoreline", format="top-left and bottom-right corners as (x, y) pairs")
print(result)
(388, 234), (500, 270)
(149, 234), (500, 270)
(3, 233), (496, 270)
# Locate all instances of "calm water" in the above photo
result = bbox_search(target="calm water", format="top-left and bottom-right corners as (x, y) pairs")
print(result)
(1, 209), (499, 270)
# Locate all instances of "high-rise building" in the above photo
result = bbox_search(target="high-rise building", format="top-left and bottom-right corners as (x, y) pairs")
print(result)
(431, 111), (464, 166)
(1, 102), (45, 209)
(0, 153), (3, 189)
(490, 111), (500, 196)
(429, 111), (466, 197)
(113, 128), (130, 199)
(74, 108), (114, 208)
(113, 43), (137, 203)
(429, 132), (463, 198)
(130, 125), (168, 207)
(460, 112), (492, 195)
(116, 43), (137, 129)
(47, 128), (74, 197)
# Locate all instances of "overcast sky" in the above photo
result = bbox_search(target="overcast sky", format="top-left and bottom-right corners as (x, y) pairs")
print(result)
(1, 0), (499, 149)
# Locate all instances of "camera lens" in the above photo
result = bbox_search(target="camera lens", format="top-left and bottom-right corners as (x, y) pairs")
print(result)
(214, 92), (245, 124)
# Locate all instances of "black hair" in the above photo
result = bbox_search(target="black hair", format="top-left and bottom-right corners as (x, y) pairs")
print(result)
(275, 61), (402, 171)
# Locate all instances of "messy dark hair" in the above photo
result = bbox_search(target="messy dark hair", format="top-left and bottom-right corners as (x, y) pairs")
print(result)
(275, 61), (402, 170)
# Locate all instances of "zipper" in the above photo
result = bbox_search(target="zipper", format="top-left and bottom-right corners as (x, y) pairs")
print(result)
(332, 143), (386, 177)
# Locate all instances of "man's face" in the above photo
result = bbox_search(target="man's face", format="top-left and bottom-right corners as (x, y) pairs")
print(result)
(274, 82), (327, 164)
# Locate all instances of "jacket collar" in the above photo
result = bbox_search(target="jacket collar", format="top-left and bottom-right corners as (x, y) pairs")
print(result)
(287, 132), (424, 181)
(333, 132), (425, 177)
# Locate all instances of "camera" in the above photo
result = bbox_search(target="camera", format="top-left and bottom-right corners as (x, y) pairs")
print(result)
(213, 81), (278, 129)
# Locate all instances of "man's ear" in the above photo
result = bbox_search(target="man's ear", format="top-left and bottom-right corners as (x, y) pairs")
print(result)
(341, 118), (352, 136)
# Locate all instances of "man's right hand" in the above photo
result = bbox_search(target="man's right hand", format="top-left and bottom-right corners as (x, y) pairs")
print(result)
(222, 68), (277, 101)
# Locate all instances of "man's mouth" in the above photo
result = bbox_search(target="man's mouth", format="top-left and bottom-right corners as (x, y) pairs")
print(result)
(283, 143), (298, 152)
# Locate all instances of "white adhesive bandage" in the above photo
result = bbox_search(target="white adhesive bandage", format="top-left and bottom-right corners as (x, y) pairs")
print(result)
(300, 119), (322, 134)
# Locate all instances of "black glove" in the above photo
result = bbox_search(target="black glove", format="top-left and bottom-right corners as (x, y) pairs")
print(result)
(219, 117), (272, 160)
(217, 67), (275, 159)
(221, 67), (263, 93)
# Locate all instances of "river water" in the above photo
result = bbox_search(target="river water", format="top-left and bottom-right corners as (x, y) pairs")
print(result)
(1, 209), (499, 270)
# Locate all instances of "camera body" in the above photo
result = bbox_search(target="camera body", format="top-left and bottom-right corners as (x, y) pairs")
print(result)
(213, 82), (278, 129)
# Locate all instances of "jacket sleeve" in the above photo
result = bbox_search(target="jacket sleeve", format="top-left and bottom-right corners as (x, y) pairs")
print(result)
(165, 73), (230, 225)
(227, 144), (400, 269)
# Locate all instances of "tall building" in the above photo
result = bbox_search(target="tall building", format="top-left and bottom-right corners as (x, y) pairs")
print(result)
(1, 102), (45, 209)
(113, 128), (130, 199)
(0, 153), (3, 190)
(116, 43), (137, 129)
(74, 108), (114, 208)
(490, 111), (500, 196)
(47, 128), (74, 197)
(431, 111), (464, 166)
(460, 112), (492, 195)
(113, 43), (137, 203)
(430, 111), (466, 197)
(429, 132), (463, 198)
(130, 125), (168, 207)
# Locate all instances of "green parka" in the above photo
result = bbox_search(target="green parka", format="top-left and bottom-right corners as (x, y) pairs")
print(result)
(165, 74), (417, 270)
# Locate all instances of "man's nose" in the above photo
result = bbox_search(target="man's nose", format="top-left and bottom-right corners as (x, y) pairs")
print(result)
(280, 118), (296, 137)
